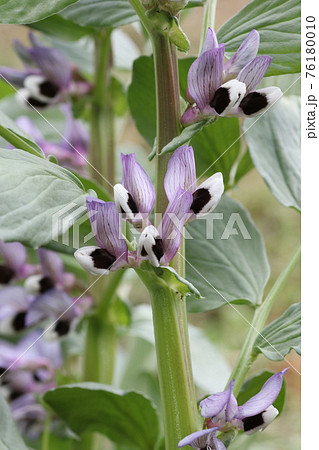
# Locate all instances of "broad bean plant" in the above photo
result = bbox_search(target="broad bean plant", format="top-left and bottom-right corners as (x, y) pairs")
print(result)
(0, 0), (300, 449)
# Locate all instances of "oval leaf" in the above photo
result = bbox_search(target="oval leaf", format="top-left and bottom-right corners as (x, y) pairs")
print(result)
(61, 0), (138, 28)
(253, 302), (301, 361)
(44, 383), (159, 450)
(217, 0), (301, 76)
(0, 0), (80, 24)
(186, 195), (270, 312)
(244, 96), (301, 212)
(0, 148), (87, 248)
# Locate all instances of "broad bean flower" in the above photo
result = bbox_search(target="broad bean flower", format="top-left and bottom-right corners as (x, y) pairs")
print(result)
(179, 369), (288, 449)
(182, 28), (282, 124)
(0, 32), (91, 108)
(75, 149), (224, 273)
(16, 104), (89, 173)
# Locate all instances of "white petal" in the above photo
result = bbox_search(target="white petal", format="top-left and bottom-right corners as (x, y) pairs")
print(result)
(192, 172), (224, 215)
(74, 246), (113, 276)
(239, 87), (282, 116)
(243, 405), (279, 435)
(24, 75), (58, 103)
(210, 80), (246, 116)
(24, 274), (43, 295)
(137, 225), (163, 267)
(114, 183), (138, 220)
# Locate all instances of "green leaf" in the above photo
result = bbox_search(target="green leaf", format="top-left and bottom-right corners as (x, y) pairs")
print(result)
(191, 117), (241, 186)
(153, 265), (203, 298)
(253, 302), (301, 361)
(44, 383), (159, 450)
(159, 118), (214, 157)
(0, 0), (80, 24)
(29, 14), (94, 40)
(244, 96), (301, 212)
(61, 0), (138, 28)
(0, 148), (88, 248)
(0, 391), (29, 449)
(186, 195), (270, 312)
(237, 371), (286, 415)
(0, 111), (44, 158)
(217, 0), (301, 76)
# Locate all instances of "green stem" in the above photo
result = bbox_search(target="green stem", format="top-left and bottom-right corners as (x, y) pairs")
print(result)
(90, 28), (115, 192)
(136, 270), (199, 448)
(228, 244), (301, 396)
(41, 412), (51, 450)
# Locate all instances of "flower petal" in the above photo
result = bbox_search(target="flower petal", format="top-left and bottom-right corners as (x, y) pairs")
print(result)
(0, 240), (27, 278)
(201, 28), (219, 53)
(137, 225), (163, 267)
(210, 80), (246, 116)
(86, 197), (128, 267)
(239, 86), (282, 116)
(28, 43), (71, 89)
(237, 55), (272, 93)
(200, 379), (235, 419)
(191, 172), (224, 215)
(164, 145), (197, 202)
(240, 405), (279, 435)
(74, 246), (115, 276)
(236, 369), (288, 419)
(160, 187), (193, 264)
(187, 45), (225, 111)
(24, 74), (60, 102)
(121, 153), (155, 215)
(0, 67), (29, 87)
(224, 29), (260, 76)
(178, 428), (219, 448)
(38, 249), (64, 287)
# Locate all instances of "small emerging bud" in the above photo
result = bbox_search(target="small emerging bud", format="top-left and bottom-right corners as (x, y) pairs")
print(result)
(159, 0), (189, 15)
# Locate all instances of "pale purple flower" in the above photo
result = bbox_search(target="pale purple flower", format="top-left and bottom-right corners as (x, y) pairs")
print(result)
(0, 240), (34, 284)
(200, 369), (288, 435)
(0, 32), (91, 108)
(15, 104), (89, 173)
(178, 427), (226, 450)
(164, 145), (224, 218)
(0, 286), (31, 334)
(182, 28), (282, 124)
(10, 393), (47, 440)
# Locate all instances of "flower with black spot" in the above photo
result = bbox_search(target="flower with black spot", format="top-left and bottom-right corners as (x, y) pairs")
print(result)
(182, 28), (282, 124)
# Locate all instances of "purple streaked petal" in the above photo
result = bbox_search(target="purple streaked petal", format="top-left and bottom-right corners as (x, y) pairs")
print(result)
(86, 198), (128, 267)
(201, 28), (219, 53)
(160, 187), (193, 264)
(164, 145), (196, 201)
(178, 428), (219, 448)
(237, 55), (272, 93)
(0, 240), (27, 278)
(224, 29), (260, 75)
(200, 379), (236, 419)
(236, 369), (288, 419)
(187, 45), (225, 111)
(60, 104), (89, 155)
(13, 39), (35, 67)
(28, 45), (71, 89)
(121, 153), (155, 215)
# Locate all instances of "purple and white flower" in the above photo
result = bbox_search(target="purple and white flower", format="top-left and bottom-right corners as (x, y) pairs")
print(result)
(178, 427), (226, 450)
(164, 145), (224, 217)
(15, 104), (89, 173)
(200, 369), (288, 434)
(182, 28), (282, 124)
(0, 32), (91, 108)
(0, 240), (34, 284)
